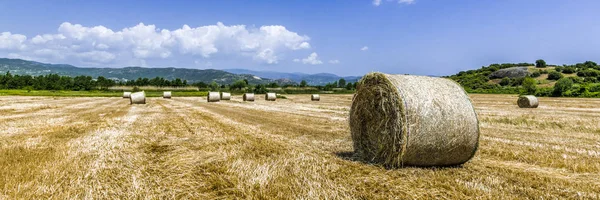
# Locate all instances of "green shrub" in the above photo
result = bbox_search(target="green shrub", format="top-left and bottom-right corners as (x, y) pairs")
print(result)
(562, 67), (576, 74)
(522, 77), (537, 95)
(499, 77), (511, 86)
(530, 71), (541, 78)
(547, 71), (563, 80)
(553, 78), (573, 96)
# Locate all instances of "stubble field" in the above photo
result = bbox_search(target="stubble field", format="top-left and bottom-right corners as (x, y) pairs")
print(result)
(0, 94), (598, 199)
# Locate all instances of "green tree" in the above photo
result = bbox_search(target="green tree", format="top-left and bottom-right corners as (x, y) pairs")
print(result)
(209, 81), (219, 91)
(300, 80), (307, 88)
(553, 78), (573, 96)
(499, 77), (511, 86)
(338, 78), (346, 88)
(535, 59), (547, 68)
(522, 77), (537, 94)
(231, 79), (248, 90)
(253, 84), (267, 94)
(547, 71), (563, 80)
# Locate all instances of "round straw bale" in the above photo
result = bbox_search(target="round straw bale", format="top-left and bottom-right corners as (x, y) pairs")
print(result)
(207, 91), (220, 102)
(311, 94), (320, 101)
(123, 92), (131, 98)
(130, 91), (146, 104)
(265, 93), (277, 101)
(349, 72), (479, 167)
(163, 91), (172, 99)
(517, 95), (539, 108)
(220, 92), (231, 100)
(243, 93), (255, 101)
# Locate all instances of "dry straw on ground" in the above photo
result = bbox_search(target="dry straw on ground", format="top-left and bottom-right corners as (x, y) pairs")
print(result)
(311, 94), (320, 101)
(207, 92), (220, 102)
(517, 95), (539, 108)
(243, 93), (255, 101)
(130, 91), (146, 104)
(122, 92), (131, 98)
(221, 92), (231, 100)
(163, 91), (172, 99)
(349, 72), (480, 167)
(265, 93), (276, 101)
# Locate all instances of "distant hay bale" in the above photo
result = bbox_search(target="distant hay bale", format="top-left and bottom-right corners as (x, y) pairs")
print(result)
(311, 94), (320, 101)
(207, 92), (220, 102)
(243, 93), (255, 101)
(265, 93), (276, 101)
(517, 95), (539, 108)
(220, 92), (231, 100)
(130, 91), (146, 104)
(349, 72), (480, 167)
(123, 92), (131, 98)
(163, 91), (172, 99)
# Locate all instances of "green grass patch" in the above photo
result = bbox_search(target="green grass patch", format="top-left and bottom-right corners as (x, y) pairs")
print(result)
(0, 90), (208, 97)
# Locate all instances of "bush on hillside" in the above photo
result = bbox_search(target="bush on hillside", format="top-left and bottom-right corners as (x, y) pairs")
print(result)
(522, 77), (537, 95)
(530, 71), (541, 78)
(562, 67), (576, 74)
(499, 77), (511, 86)
(547, 71), (564, 80)
(553, 78), (573, 97)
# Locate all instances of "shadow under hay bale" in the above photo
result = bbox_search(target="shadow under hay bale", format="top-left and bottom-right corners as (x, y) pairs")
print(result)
(220, 92), (231, 100)
(311, 94), (320, 101)
(123, 92), (131, 98)
(207, 92), (220, 102)
(130, 91), (146, 104)
(517, 95), (539, 108)
(163, 91), (172, 99)
(243, 93), (255, 101)
(349, 72), (480, 167)
(265, 93), (276, 101)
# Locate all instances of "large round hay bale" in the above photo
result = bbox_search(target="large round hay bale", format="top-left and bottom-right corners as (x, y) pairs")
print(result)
(130, 91), (146, 104)
(517, 95), (539, 108)
(349, 72), (479, 167)
(265, 93), (276, 101)
(123, 92), (131, 98)
(207, 92), (220, 102)
(243, 93), (255, 101)
(220, 92), (231, 100)
(311, 94), (320, 101)
(163, 91), (172, 99)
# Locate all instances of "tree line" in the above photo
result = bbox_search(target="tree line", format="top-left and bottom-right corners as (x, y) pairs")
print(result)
(0, 71), (357, 93)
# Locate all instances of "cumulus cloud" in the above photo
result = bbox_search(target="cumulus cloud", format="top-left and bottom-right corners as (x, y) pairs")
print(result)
(374, 0), (415, 6)
(294, 52), (322, 65)
(361, 46), (369, 51)
(329, 59), (340, 64)
(0, 22), (311, 66)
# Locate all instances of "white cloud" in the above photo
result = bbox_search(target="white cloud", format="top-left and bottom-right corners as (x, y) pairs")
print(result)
(0, 22), (311, 66)
(329, 59), (340, 64)
(373, 0), (382, 6)
(374, 0), (415, 6)
(361, 46), (369, 51)
(0, 32), (27, 50)
(294, 52), (322, 65)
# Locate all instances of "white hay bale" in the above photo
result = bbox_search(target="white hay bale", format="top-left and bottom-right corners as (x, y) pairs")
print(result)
(349, 72), (479, 167)
(517, 95), (539, 108)
(123, 92), (131, 98)
(311, 94), (320, 101)
(220, 92), (231, 100)
(207, 91), (220, 102)
(130, 91), (146, 104)
(243, 93), (255, 101)
(265, 93), (277, 101)
(163, 91), (172, 99)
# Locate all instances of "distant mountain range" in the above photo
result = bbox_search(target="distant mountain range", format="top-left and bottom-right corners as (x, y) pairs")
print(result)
(224, 69), (361, 85)
(0, 58), (360, 85)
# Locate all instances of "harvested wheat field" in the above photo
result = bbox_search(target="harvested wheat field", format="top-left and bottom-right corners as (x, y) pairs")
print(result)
(0, 94), (598, 199)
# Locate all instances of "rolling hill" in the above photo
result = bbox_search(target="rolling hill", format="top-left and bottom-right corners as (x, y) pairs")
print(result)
(0, 58), (272, 85)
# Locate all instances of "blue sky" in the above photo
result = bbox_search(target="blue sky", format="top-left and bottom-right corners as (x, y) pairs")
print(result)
(1, 0), (600, 76)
